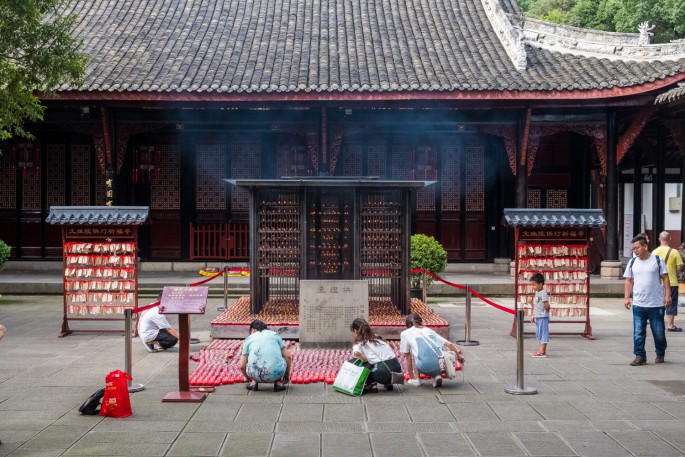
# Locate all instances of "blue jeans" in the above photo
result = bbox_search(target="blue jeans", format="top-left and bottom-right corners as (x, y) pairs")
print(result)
(633, 305), (667, 359)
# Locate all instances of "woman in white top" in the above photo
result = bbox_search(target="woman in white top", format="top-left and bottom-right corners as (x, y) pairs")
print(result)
(350, 318), (401, 393)
(400, 313), (464, 388)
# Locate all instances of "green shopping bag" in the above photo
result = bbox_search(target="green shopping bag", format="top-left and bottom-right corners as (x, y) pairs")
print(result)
(332, 359), (370, 396)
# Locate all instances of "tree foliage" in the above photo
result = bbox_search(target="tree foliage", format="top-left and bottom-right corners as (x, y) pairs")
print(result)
(0, 0), (86, 141)
(518, 0), (685, 43)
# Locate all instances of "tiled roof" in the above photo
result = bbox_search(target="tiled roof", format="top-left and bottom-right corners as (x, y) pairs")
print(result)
(656, 83), (685, 104)
(503, 209), (607, 227)
(59, 0), (685, 95)
(46, 206), (150, 225)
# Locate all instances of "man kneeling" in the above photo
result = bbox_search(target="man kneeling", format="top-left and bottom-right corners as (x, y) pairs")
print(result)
(139, 306), (179, 352)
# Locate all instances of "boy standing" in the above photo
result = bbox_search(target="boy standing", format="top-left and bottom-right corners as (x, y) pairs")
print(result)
(529, 273), (551, 357)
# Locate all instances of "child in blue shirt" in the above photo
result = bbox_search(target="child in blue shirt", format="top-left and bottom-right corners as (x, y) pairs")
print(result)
(529, 272), (551, 357)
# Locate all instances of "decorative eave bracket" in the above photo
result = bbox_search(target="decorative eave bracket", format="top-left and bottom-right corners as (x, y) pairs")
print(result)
(616, 104), (654, 165)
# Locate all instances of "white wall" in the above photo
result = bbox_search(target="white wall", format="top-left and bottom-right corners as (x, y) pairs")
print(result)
(623, 183), (682, 232)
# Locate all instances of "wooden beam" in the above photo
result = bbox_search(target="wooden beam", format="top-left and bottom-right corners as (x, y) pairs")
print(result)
(616, 104), (654, 165)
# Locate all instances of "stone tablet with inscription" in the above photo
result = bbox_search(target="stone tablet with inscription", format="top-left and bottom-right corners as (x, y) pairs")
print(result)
(299, 280), (368, 343)
(159, 286), (208, 314)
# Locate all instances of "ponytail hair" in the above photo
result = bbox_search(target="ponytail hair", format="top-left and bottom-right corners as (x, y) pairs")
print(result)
(405, 313), (423, 328)
(350, 318), (381, 345)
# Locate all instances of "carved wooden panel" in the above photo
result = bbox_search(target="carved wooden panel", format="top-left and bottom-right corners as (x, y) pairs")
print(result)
(440, 145), (461, 211)
(0, 150), (15, 209)
(46, 144), (66, 208)
(465, 145), (485, 212)
(196, 143), (227, 211)
(150, 144), (180, 210)
(230, 139), (260, 213)
(71, 144), (92, 205)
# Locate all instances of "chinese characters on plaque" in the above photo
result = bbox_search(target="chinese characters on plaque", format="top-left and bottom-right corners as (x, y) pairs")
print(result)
(299, 280), (368, 343)
(159, 286), (208, 314)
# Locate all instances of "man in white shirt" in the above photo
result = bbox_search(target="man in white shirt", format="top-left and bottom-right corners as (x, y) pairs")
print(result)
(624, 235), (671, 366)
(138, 306), (179, 352)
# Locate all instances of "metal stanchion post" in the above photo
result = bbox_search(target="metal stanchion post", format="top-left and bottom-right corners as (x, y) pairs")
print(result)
(125, 308), (145, 393)
(457, 286), (479, 346)
(218, 266), (228, 311)
(504, 309), (537, 395)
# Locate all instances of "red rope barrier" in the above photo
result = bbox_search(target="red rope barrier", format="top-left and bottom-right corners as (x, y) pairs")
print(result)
(189, 268), (226, 287)
(131, 301), (160, 314)
(411, 269), (515, 315)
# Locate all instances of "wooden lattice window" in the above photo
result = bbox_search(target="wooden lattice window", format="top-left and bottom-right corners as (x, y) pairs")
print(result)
(150, 144), (180, 210)
(230, 139), (261, 213)
(527, 188), (542, 208)
(46, 145), (65, 208)
(465, 145), (484, 212)
(367, 142), (387, 178)
(342, 143), (363, 176)
(196, 143), (227, 211)
(22, 170), (41, 210)
(277, 138), (308, 177)
(71, 145), (92, 206)
(546, 189), (568, 208)
(0, 148), (16, 209)
(440, 145), (461, 212)
(391, 143), (412, 180)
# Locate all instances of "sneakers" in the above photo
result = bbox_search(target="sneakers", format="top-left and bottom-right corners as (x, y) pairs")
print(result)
(141, 337), (158, 353)
(432, 377), (442, 388)
(630, 357), (646, 366)
(655, 356), (665, 364)
(407, 379), (421, 387)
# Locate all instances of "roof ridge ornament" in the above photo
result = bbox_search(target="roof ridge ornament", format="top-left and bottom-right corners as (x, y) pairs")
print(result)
(520, 17), (685, 60)
(638, 21), (655, 45)
(481, 0), (527, 71)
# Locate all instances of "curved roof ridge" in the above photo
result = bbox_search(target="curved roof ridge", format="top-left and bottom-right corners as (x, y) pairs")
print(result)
(520, 17), (685, 62)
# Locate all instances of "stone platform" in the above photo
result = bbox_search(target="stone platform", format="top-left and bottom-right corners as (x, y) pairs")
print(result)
(210, 296), (450, 340)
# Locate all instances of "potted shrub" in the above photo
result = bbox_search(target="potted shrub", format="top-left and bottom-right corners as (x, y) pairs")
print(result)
(0, 240), (10, 271)
(410, 234), (447, 297)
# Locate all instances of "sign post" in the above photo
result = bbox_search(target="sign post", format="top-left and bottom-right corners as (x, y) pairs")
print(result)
(160, 286), (208, 403)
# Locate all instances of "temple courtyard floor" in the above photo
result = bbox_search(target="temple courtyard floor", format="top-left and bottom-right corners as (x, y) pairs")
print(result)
(1, 294), (684, 457)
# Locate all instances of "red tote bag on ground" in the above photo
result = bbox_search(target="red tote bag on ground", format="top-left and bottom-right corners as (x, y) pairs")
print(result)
(100, 370), (132, 418)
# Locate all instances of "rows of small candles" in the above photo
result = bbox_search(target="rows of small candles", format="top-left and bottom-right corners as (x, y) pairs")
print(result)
(189, 338), (460, 387)
(211, 297), (448, 328)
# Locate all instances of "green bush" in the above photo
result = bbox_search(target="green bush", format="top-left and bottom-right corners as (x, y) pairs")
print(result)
(0, 239), (10, 270)
(410, 234), (447, 288)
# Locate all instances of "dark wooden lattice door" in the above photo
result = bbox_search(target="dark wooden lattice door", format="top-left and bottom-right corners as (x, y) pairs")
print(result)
(437, 138), (487, 261)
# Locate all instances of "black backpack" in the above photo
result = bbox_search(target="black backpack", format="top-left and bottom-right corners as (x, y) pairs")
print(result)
(78, 388), (105, 415)
(626, 254), (663, 282)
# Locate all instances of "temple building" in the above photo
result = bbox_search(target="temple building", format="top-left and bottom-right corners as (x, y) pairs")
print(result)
(1, 0), (685, 273)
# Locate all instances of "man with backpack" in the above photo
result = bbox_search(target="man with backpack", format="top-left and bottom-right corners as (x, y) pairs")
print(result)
(624, 235), (671, 366)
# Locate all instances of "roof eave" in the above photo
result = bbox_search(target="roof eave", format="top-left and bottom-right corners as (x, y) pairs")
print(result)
(51, 74), (685, 103)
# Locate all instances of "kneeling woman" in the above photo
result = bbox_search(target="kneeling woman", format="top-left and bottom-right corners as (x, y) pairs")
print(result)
(240, 320), (292, 392)
(400, 313), (464, 388)
(350, 318), (402, 393)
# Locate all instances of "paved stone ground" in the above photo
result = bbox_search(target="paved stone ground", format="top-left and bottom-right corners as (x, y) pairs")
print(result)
(1, 295), (684, 456)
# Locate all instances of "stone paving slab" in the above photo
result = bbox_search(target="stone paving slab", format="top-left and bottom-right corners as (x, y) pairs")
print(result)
(1, 295), (685, 456)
